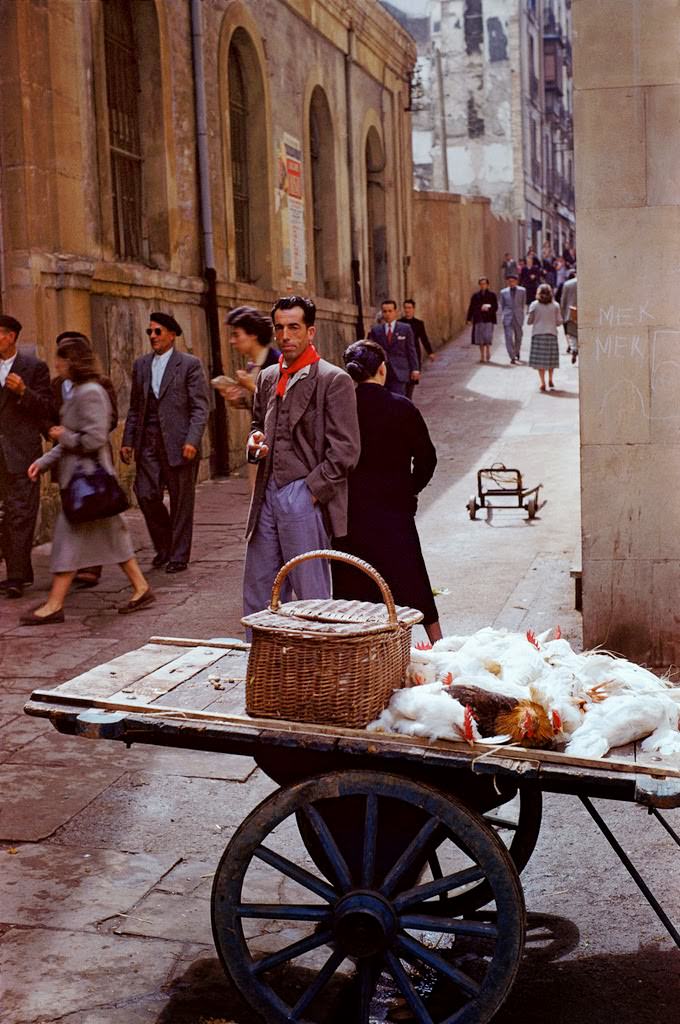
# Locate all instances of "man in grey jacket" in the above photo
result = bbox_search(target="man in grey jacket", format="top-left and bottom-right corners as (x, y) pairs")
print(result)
(243, 296), (360, 617)
(499, 274), (527, 364)
(121, 312), (209, 573)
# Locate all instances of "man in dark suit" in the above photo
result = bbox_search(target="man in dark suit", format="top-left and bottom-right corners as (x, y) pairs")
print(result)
(0, 315), (52, 597)
(243, 295), (360, 617)
(121, 312), (209, 573)
(367, 300), (419, 397)
(402, 298), (435, 398)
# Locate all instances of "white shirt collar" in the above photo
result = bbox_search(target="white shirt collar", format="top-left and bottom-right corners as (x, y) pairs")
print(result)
(0, 352), (17, 386)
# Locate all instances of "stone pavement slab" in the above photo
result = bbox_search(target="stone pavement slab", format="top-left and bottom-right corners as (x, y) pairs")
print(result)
(116, 891), (214, 945)
(0, 844), (179, 929)
(0, 927), (201, 1024)
(0, 762), (125, 842)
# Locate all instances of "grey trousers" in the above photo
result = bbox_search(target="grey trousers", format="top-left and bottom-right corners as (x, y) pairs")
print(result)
(134, 426), (199, 565)
(503, 319), (523, 360)
(243, 477), (331, 617)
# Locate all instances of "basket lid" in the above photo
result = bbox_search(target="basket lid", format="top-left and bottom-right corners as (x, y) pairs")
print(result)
(242, 597), (423, 636)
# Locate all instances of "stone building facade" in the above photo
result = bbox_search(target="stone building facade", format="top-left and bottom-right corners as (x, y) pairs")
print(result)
(0, 0), (416, 494)
(389, 0), (575, 256)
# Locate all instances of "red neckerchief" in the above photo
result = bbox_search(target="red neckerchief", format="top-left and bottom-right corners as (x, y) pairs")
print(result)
(276, 344), (320, 397)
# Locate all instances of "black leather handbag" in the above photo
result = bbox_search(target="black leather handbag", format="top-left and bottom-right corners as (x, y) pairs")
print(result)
(61, 458), (129, 525)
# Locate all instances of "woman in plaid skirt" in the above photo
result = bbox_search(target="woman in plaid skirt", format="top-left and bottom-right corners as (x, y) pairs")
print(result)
(528, 283), (562, 391)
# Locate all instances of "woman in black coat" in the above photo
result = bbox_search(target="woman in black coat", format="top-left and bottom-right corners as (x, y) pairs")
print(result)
(332, 341), (442, 642)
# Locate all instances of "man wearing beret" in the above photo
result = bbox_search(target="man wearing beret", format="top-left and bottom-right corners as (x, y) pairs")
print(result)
(0, 315), (52, 598)
(121, 312), (209, 573)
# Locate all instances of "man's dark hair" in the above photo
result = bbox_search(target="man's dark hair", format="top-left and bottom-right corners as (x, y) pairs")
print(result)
(271, 295), (316, 326)
(0, 314), (22, 337)
(403, 298), (415, 306)
(478, 277), (489, 285)
(381, 299), (398, 309)
(226, 306), (273, 346)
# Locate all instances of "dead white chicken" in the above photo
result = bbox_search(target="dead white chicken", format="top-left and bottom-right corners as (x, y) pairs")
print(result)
(565, 692), (680, 759)
(368, 682), (508, 745)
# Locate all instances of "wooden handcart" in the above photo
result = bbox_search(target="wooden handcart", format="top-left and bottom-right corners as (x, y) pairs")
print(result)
(25, 636), (680, 1024)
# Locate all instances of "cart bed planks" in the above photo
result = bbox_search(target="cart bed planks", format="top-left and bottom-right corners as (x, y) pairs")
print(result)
(23, 634), (680, 806)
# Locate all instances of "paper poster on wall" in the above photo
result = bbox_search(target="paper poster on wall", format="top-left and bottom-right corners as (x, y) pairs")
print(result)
(275, 133), (306, 283)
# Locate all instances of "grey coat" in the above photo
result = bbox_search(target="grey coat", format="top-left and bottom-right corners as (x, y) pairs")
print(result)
(122, 349), (210, 466)
(246, 359), (361, 540)
(35, 382), (114, 486)
(499, 285), (527, 324)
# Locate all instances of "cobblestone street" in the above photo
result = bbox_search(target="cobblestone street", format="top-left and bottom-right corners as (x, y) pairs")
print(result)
(1, 328), (678, 1024)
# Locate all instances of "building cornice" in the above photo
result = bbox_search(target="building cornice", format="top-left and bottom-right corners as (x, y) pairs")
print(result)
(280, 0), (417, 79)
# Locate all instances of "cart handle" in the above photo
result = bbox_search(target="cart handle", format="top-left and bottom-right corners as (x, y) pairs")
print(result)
(270, 549), (398, 627)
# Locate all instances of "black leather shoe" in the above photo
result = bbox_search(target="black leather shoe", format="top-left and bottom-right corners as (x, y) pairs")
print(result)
(152, 553), (169, 568)
(165, 561), (188, 574)
(5, 582), (24, 599)
(1, 578), (32, 592)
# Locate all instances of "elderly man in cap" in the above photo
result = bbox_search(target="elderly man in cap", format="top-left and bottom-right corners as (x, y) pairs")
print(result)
(0, 314), (52, 597)
(121, 312), (209, 573)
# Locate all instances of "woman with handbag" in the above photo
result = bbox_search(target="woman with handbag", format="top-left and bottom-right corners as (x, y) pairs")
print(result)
(23, 337), (154, 624)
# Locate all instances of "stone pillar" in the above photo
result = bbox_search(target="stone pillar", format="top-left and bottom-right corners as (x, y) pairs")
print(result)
(574, 0), (680, 665)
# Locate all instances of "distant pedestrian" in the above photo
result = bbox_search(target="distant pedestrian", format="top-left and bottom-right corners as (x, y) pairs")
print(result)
(0, 314), (52, 599)
(121, 312), (210, 574)
(501, 252), (518, 284)
(528, 283), (562, 391)
(520, 257), (541, 304)
(50, 331), (119, 590)
(367, 300), (420, 397)
(553, 257), (568, 298)
(466, 277), (498, 363)
(560, 271), (578, 364)
(499, 274), (526, 364)
(333, 340), (442, 643)
(402, 298), (435, 399)
(24, 337), (154, 624)
(213, 306), (280, 411)
(242, 296), (360, 618)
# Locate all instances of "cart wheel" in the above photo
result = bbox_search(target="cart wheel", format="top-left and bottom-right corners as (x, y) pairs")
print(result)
(526, 498), (537, 520)
(211, 771), (525, 1024)
(428, 785), (542, 917)
(467, 497), (478, 520)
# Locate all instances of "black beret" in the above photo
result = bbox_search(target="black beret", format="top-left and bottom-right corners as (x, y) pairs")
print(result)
(0, 314), (22, 336)
(149, 311), (182, 336)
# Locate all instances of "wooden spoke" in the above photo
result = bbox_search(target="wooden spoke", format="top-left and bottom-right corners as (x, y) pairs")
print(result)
(254, 845), (337, 903)
(237, 903), (330, 922)
(385, 950), (435, 1024)
(399, 913), (499, 938)
(361, 793), (379, 888)
(301, 803), (353, 892)
(251, 928), (333, 976)
(289, 948), (347, 1020)
(394, 865), (486, 911)
(380, 817), (441, 898)
(396, 933), (481, 998)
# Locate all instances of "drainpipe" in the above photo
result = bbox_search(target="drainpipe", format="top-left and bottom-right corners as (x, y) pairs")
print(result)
(345, 22), (364, 338)
(435, 48), (450, 192)
(190, 0), (229, 476)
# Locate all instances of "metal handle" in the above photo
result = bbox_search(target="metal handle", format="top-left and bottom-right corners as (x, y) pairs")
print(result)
(269, 549), (398, 627)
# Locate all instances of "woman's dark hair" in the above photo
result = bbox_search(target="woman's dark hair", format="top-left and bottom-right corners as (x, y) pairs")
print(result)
(343, 340), (386, 383)
(226, 306), (273, 346)
(56, 335), (102, 383)
(537, 283), (553, 304)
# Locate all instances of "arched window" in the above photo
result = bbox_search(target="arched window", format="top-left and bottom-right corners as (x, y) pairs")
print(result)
(102, 0), (169, 264)
(227, 29), (269, 285)
(366, 128), (387, 305)
(309, 87), (339, 298)
(103, 0), (142, 259)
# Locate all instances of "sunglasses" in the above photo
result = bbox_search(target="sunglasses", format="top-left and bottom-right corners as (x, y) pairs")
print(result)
(146, 327), (163, 337)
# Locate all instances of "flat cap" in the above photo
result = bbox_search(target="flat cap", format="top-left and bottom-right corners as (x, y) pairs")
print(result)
(149, 311), (182, 336)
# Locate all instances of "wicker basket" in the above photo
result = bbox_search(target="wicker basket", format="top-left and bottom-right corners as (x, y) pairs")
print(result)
(242, 549), (423, 728)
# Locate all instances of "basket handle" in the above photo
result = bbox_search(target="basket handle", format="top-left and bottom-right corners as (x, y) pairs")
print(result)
(270, 549), (399, 627)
